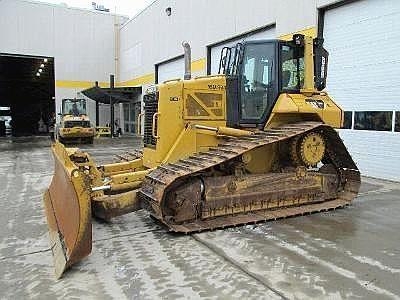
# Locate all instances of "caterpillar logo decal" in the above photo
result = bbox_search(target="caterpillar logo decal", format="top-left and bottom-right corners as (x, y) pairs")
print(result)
(306, 99), (325, 109)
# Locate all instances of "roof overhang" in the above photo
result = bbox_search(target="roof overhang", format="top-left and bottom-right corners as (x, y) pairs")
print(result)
(81, 86), (142, 104)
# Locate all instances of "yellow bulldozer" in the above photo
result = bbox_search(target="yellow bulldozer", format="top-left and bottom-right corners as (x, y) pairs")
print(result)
(56, 98), (95, 144)
(43, 35), (360, 278)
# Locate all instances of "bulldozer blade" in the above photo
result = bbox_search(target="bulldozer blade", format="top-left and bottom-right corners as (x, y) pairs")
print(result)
(43, 142), (92, 278)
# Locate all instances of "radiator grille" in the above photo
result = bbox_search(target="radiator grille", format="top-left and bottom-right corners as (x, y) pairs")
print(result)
(143, 92), (158, 147)
(64, 121), (91, 128)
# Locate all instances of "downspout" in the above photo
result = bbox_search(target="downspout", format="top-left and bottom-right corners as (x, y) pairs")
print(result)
(114, 12), (120, 83)
(114, 12), (124, 132)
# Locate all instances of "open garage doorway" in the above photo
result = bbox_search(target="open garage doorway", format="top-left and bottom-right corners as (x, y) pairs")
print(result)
(0, 54), (55, 136)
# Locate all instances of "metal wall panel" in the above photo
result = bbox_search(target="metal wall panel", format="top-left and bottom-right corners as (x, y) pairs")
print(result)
(157, 57), (184, 83)
(52, 6), (118, 82)
(118, 0), (281, 82)
(0, 0), (119, 81)
(324, 0), (400, 111)
(324, 0), (400, 181)
(0, 1), (55, 56)
(119, 41), (143, 85)
(339, 130), (400, 181)
(0, 0), (123, 117)
(118, 0), (319, 83)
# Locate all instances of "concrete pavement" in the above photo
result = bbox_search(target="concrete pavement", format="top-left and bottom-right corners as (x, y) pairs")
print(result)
(0, 136), (399, 299)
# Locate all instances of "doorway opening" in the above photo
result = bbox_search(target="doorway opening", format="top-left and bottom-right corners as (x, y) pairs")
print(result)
(0, 54), (55, 136)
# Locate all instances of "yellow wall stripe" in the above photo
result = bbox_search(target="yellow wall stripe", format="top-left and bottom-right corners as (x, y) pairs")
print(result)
(117, 73), (155, 87)
(57, 27), (316, 90)
(57, 58), (207, 89)
(117, 58), (206, 87)
(56, 80), (109, 89)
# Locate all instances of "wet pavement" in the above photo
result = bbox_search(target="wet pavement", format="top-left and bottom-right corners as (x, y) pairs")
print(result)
(0, 136), (399, 299)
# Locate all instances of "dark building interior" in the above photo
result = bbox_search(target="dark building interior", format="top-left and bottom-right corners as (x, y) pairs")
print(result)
(0, 54), (55, 136)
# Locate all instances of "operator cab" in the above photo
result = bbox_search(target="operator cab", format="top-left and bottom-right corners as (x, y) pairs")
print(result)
(61, 98), (87, 116)
(220, 34), (328, 128)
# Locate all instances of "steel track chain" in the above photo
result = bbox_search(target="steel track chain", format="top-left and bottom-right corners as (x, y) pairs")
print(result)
(138, 122), (361, 233)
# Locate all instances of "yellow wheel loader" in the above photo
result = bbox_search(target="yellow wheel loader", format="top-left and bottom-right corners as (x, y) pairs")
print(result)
(43, 35), (360, 278)
(57, 98), (95, 144)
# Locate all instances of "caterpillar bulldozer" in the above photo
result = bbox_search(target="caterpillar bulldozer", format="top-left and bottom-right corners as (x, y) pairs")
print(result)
(56, 98), (95, 144)
(43, 34), (360, 278)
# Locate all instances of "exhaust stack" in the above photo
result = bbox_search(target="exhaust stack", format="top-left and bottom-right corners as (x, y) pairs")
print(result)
(182, 41), (191, 80)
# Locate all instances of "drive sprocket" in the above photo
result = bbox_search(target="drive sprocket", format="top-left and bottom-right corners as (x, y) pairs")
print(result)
(299, 132), (326, 167)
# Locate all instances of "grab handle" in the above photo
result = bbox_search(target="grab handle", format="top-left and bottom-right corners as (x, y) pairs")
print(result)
(152, 112), (160, 139)
(137, 113), (143, 135)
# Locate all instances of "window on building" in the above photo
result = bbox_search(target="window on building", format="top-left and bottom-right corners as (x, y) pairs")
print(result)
(343, 111), (352, 129)
(123, 104), (130, 132)
(395, 112), (400, 132)
(123, 104), (129, 121)
(123, 102), (141, 134)
(354, 111), (392, 131)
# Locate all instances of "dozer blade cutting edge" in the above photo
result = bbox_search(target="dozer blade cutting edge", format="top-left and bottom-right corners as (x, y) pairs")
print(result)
(43, 142), (92, 278)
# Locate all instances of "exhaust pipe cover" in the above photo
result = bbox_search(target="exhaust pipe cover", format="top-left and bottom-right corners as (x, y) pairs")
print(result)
(182, 41), (191, 80)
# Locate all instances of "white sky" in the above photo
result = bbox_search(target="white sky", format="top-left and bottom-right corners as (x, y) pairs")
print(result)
(35, 0), (155, 17)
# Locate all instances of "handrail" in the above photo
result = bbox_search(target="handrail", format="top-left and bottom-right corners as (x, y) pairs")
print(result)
(152, 112), (160, 139)
(137, 113), (144, 135)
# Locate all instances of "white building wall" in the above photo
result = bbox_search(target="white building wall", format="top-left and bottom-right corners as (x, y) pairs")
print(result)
(118, 0), (350, 86)
(0, 0), (347, 121)
(0, 0), (126, 122)
(323, 0), (400, 181)
(119, 0), (280, 83)
(324, 0), (400, 111)
(4, 0), (398, 181)
(117, 0), (400, 182)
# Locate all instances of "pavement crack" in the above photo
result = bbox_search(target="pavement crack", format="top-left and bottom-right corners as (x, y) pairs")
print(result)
(191, 234), (288, 300)
(0, 229), (163, 261)
(357, 189), (393, 197)
(0, 248), (51, 261)
(93, 228), (163, 243)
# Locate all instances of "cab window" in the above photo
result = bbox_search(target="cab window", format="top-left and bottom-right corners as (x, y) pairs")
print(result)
(281, 45), (304, 90)
(240, 43), (275, 120)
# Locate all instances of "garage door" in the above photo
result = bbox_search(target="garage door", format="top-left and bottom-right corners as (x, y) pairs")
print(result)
(157, 56), (184, 83)
(324, 0), (400, 181)
(209, 27), (276, 75)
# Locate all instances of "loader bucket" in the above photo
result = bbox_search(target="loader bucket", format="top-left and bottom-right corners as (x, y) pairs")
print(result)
(43, 142), (92, 278)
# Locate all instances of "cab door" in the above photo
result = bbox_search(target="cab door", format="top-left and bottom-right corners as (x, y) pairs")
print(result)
(227, 41), (279, 129)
